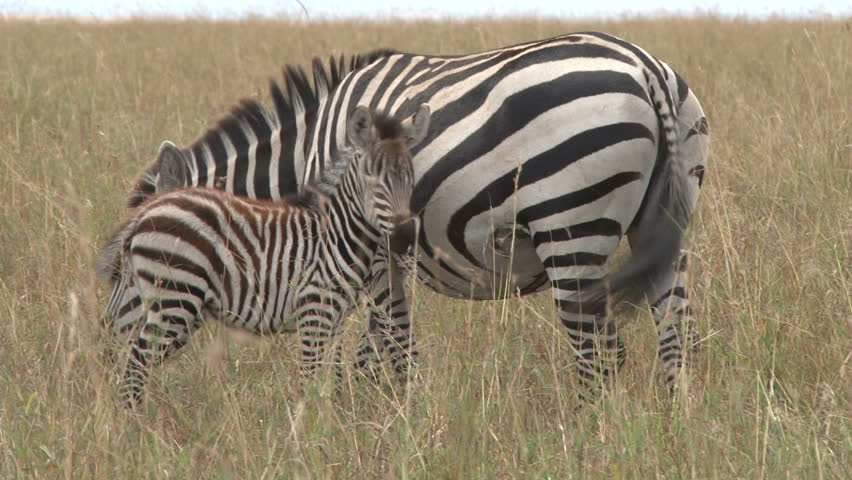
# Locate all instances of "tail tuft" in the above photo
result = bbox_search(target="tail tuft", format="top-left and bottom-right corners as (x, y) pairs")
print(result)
(606, 163), (690, 305)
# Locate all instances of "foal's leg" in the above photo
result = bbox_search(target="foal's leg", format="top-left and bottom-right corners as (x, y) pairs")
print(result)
(296, 288), (349, 383)
(120, 295), (201, 408)
(356, 252), (417, 384)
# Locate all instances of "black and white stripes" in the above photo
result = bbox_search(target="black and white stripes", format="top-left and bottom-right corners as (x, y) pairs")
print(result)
(103, 31), (710, 400)
(99, 106), (430, 406)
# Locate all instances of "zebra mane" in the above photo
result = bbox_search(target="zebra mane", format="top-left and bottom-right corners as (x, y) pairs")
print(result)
(271, 49), (398, 212)
(283, 150), (349, 210)
(127, 48), (397, 209)
(127, 98), (276, 208)
(270, 48), (398, 120)
(292, 111), (403, 208)
(281, 109), (402, 211)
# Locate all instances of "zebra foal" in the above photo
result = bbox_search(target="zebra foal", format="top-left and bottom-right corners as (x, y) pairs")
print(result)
(97, 105), (431, 407)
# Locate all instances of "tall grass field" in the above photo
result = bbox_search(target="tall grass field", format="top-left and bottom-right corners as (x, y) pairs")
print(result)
(0, 16), (849, 478)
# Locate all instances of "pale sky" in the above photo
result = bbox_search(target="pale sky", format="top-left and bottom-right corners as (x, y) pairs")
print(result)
(3, 0), (850, 19)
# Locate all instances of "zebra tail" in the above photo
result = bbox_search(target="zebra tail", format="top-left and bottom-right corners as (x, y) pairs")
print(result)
(96, 218), (137, 282)
(601, 70), (691, 306)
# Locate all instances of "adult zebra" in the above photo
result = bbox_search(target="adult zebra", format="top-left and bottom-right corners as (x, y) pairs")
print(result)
(99, 105), (430, 406)
(103, 31), (710, 398)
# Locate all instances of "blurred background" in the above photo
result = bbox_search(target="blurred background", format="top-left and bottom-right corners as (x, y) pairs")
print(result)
(4, 0), (850, 19)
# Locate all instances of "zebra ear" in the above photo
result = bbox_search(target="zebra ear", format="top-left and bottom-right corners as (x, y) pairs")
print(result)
(347, 106), (374, 151)
(403, 104), (431, 149)
(155, 141), (188, 193)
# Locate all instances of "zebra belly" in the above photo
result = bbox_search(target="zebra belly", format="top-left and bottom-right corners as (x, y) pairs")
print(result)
(213, 297), (298, 335)
(465, 223), (546, 299)
(206, 274), (303, 335)
(410, 137), (656, 300)
(411, 223), (547, 300)
(411, 251), (546, 300)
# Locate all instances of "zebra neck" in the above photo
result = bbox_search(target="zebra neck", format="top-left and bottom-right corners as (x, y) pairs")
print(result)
(321, 171), (383, 266)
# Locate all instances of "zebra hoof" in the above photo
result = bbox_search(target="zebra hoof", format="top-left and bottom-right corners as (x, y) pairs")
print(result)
(354, 361), (383, 385)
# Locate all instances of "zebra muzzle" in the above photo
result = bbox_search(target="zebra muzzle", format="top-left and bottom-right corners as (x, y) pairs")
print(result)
(389, 215), (418, 254)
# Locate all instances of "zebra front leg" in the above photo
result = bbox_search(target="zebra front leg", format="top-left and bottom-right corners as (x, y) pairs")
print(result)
(296, 290), (349, 389)
(356, 253), (417, 385)
(355, 314), (383, 383)
(355, 266), (386, 383)
(120, 300), (198, 408)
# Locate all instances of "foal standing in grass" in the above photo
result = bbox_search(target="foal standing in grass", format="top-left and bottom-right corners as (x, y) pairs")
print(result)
(98, 105), (431, 407)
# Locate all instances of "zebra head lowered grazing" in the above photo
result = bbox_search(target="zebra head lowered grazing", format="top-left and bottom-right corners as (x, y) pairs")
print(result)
(98, 104), (431, 408)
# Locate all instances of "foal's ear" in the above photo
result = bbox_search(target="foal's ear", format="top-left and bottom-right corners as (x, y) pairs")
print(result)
(347, 106), (374, 150)
(155, 141), (188, 192)
(402, 103), (431, 149)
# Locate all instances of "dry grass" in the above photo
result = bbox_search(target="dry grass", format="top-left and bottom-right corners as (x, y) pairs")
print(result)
(0, 16), (849, 479)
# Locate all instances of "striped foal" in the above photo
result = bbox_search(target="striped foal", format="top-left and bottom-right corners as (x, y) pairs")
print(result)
(97, 105), (430, 407)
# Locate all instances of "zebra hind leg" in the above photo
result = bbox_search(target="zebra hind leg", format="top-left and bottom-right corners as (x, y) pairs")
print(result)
(629, 81), (707, 393)
(532, 223), (624, 404)
(120, 299), (198, 408)
(625, 138), (704, 391)
(642, 247), (700, 391)
(553, 277), (623, 404)
(625, 191), (701, 392)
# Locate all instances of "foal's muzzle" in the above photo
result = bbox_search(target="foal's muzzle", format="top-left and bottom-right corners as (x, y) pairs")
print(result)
(389, 214), (418, 254)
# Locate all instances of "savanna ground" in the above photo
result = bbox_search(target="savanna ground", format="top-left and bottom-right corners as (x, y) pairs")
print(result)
(0, 15), (850, 479)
